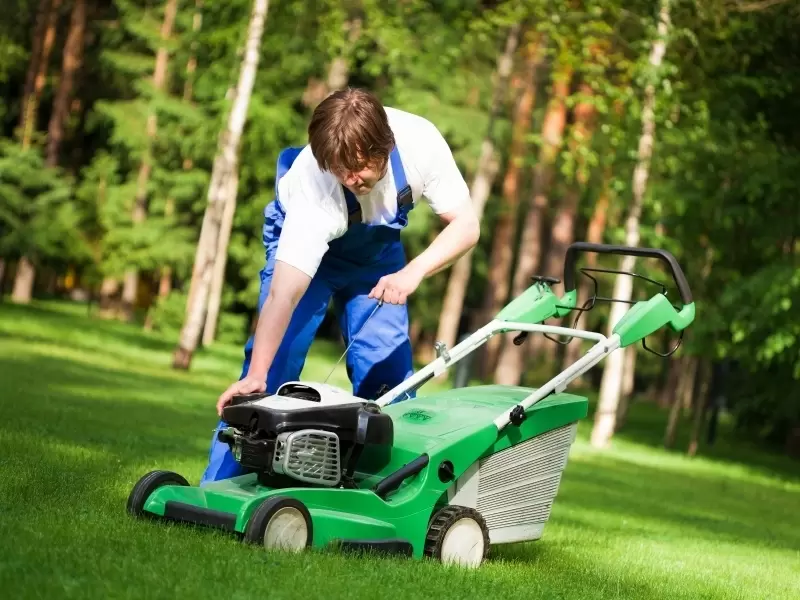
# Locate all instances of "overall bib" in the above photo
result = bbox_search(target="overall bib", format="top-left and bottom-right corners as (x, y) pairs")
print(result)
(200, 145), (417, 484)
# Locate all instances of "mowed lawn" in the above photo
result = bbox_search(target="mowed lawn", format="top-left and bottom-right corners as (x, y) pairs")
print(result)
(1, 301), (798, 600)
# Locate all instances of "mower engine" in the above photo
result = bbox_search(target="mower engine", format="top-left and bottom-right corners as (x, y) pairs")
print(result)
(218, 382), (394, 488)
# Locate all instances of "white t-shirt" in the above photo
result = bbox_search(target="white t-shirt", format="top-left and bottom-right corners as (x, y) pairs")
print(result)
(273, 106), (471, 278)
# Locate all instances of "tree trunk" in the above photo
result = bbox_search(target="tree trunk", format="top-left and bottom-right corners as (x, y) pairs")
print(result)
(785, 423), (800, 459)
(561, 169), (612, 373)
(494, 54), (574, 385)
(0, 258), (6, 290)
(663, 379), (683, 448)
(302, 18), (362, 108)
(435, 23), (520, 352)
(687, 359), (712, 456)
(11, 257), (36, 303)
(665, 355), (697, 448)
(478, 33), (543, 377)
(173, 0), (270, 370)
(202, 170), (238, 345)
(46, 0), (86, 167)
(678, 355), (699, 415)
(150, 0), (203, 330)
(590, 0), (672, 449)
(120, 0), (179, 321)
(13, 0), (64, 304)
(616, 346), (638, 429)
(658, 356), (681, 409)
(19, 0), (51, 141)
(409, 319), (423, 349)
(20, 0), (63, 150)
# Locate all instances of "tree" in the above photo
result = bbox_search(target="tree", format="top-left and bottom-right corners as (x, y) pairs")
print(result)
(120, 0), (180, 321)
(434, 22), (520, 353)
(492, 42), (572, 384)
(173, 0), (270, 370)
(590, 0), (673, 449)
(46, 0), (88, 169)
(11, 0), (63, 304)
(476, 31), (543, 375)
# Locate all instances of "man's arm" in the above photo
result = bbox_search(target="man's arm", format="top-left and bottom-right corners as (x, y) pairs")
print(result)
(407, 203), (480, 277)
(216, 260), (311, 415)
(368, 202), (479, 304)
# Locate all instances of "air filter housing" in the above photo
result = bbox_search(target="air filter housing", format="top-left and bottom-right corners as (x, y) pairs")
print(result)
(272, 429), (341, 487)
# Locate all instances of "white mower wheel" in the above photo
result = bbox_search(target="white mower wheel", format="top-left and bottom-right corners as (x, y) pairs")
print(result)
(244, 496), (312, 552)
(424, 505), (490, 568)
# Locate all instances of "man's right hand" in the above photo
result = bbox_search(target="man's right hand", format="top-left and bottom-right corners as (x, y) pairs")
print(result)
(216, 375), (267, 416)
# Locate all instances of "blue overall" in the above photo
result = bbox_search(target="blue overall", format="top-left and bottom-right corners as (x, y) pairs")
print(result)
(200, 145), (417, 484)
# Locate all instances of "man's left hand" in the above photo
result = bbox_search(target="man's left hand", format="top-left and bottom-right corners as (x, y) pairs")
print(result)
(369, 266), (424, 305)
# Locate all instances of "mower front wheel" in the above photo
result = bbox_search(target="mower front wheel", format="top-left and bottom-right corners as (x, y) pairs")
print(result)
(424, 505), (490, 568)
(244, 496), (313, 553)
(127, 470), (189, 517)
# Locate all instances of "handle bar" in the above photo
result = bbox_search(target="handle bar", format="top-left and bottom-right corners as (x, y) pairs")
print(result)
(563, 242), (693, 305)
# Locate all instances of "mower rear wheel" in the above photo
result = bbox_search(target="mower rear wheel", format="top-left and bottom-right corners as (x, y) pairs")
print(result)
(424, 505), (489, 568)
(127, 470), (189, 517)
(244, 496), (312, 553)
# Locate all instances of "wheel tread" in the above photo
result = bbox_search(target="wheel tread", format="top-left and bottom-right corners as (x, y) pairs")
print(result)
(424, 504), (490, 565)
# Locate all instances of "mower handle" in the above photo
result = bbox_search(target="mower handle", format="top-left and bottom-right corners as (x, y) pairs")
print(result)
(563, 242), (693, 305)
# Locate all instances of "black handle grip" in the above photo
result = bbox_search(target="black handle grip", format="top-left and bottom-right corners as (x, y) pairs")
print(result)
(563, 242), (693, 304)
(372, 454), (429, 500)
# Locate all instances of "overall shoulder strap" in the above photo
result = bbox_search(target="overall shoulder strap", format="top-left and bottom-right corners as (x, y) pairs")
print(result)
(275, 146), (305, 196)
(343, 187), (362, 226)
(390, 146), (413, 208)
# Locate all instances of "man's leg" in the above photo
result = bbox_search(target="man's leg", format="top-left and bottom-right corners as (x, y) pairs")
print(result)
(200, 266), (333, 485)
(335, 252), (415, 401)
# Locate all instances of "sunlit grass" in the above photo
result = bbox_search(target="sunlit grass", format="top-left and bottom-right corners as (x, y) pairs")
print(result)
(0, 300), (798, 599)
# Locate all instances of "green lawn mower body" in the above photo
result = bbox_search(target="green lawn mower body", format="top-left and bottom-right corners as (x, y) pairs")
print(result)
(128, 242), (696, 567)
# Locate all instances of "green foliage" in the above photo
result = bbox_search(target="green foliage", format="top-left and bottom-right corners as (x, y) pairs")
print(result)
(146, 289), (248, 344)
(0, 140), (87, 265)
(0, 0), (798, 457)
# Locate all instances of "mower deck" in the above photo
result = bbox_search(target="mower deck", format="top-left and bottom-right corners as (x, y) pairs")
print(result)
(135, 385), (587, 558)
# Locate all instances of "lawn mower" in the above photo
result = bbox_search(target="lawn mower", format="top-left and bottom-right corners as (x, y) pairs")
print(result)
(127, 242), (695, 567)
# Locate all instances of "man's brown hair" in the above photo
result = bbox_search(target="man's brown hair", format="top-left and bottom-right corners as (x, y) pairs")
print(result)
(308, 88), (395, 175)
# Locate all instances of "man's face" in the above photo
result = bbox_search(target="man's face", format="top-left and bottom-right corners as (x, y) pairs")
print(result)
(333, 157), (388, 196)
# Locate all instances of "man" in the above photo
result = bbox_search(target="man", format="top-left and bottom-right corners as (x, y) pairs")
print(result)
(201, 87), (479, 484)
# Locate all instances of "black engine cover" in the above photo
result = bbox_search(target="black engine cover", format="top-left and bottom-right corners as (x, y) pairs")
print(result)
(221, 401), (393, 446)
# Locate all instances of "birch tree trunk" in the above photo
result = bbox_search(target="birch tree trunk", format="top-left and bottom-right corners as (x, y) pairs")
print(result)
(478, 33), (542, 376)
(590, 0), (672, 449)
(202, 171), (238, 345)
(173, 0), (270, 370)
(46, 0), (87, 168)
(120, 0), (179, 321)
(434, 23), (520, 352)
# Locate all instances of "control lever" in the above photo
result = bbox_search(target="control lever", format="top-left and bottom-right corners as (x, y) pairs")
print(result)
(513, 275), (561, 346)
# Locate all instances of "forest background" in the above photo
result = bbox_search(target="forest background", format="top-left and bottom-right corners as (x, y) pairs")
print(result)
(1, 0), (799, 459)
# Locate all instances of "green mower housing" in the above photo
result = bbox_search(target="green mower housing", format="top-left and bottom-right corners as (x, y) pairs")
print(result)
(128, 242), (696, 567)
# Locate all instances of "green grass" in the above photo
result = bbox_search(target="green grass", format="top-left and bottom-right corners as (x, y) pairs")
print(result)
(1, 300), (798, 600)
